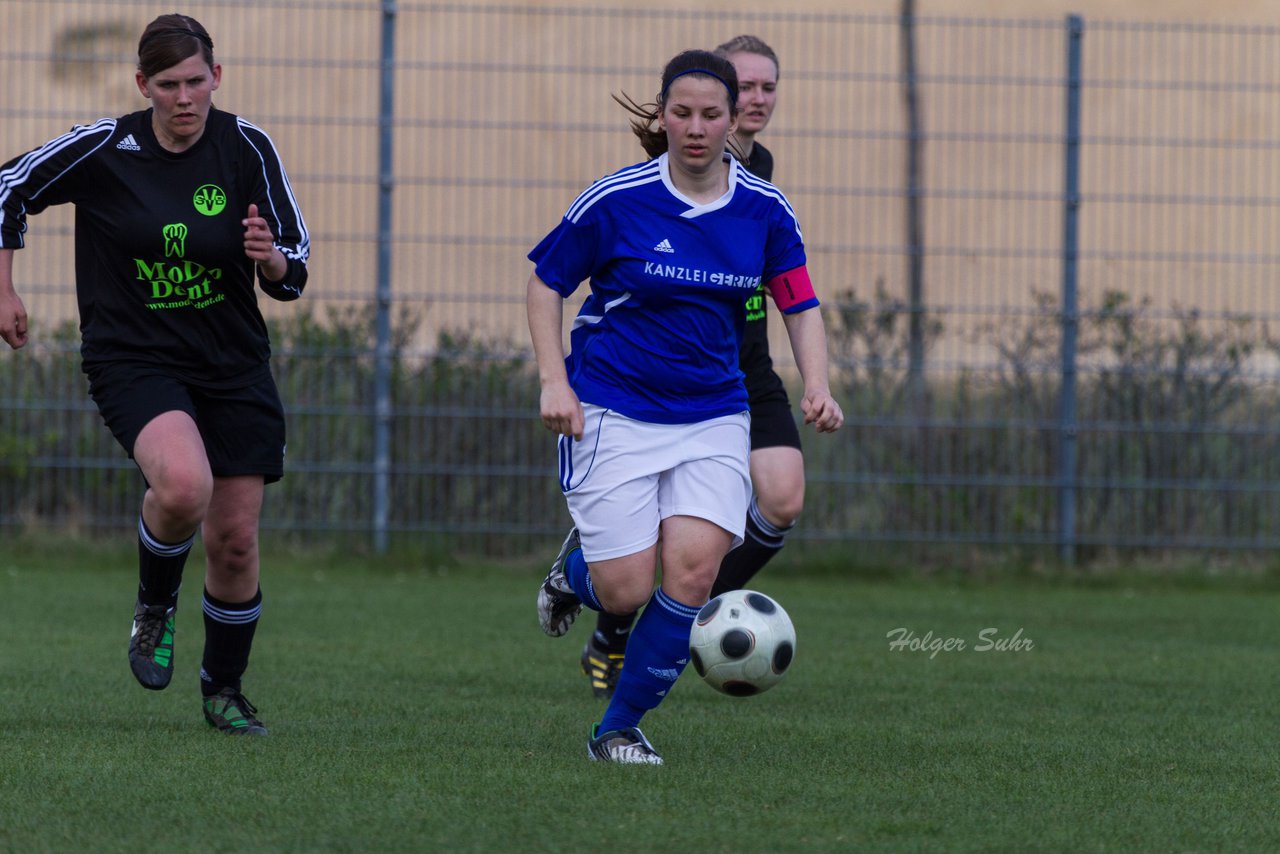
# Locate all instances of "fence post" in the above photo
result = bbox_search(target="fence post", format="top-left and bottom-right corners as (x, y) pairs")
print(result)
(373, 0), (398, 554)
(1058, 14), (1083, 565)
(900, 0), (927, 410)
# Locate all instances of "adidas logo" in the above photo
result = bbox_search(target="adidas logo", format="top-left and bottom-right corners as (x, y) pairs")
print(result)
(116, 134), (141, 151)
(653, 238), (675, 254)
(647, 666), (681, 682)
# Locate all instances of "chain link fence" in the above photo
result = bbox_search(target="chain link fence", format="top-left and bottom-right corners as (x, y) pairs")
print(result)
(4, 2), (1280, 559)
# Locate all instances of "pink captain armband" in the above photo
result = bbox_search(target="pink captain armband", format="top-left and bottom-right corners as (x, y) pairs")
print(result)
(764, 265), (819, 313)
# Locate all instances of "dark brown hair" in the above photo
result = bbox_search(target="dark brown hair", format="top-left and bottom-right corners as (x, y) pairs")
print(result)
(137, 13), (214, 78)
(614, 49), (740, 159)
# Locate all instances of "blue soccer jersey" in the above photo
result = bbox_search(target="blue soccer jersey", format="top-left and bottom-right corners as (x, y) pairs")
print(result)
(529, 153), (814, 425)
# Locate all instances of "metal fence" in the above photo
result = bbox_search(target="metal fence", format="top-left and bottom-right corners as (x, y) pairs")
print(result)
(3, 2), (1280, 559)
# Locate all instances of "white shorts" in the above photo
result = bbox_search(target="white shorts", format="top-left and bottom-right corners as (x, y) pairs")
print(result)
(558, 403), (752, 562)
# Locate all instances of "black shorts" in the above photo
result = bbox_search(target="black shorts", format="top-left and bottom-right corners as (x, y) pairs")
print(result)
(742, 339), (802, 452)
(86, 363), (287, 484)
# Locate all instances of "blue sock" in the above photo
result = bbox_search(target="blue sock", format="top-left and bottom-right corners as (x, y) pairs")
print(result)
(564, 548), (604, 612)
(597, 588), (699, 733)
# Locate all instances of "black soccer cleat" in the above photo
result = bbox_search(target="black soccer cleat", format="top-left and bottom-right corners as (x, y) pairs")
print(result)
(581, 636), (624, 700)
(587, 724), (663, 765)
(537, 528), (583, 637)
(129, 601), (176, 690)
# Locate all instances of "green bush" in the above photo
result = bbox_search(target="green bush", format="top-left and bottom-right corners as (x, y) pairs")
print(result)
(4, 293), (1279, 559)
(264, 305), (552, 553)
(820, 284), (1279, 555)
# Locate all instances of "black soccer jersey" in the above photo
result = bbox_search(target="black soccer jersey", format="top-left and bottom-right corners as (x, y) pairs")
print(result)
(743, 141), (774, 184)
(740, 141), (776, 359)
(0, 107), (309, 386)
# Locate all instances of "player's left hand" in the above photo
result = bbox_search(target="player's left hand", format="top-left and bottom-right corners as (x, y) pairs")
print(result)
(244, 203), (287, 282)
(801, 390), (844, 433)
(242, 203), (276, 261)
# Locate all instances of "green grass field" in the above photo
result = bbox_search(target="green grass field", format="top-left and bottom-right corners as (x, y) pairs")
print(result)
(2, 538), (1280, 852)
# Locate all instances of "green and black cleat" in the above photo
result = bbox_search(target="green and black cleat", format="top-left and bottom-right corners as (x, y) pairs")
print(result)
(128, 601), (176, 690)
(202, 687), (269, 736)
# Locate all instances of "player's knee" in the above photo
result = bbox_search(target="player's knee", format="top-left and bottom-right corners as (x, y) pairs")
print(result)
(149, 473), (213, 529)
(205, 529), (258, 576)
(757, 490), (803, 529)
(598, 585), (650, 615)
(588, 568), (650, 614)
(660, 561), (720, 605)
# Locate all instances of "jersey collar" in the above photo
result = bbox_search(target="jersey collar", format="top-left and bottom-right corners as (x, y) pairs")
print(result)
(657, 152), (737, 218)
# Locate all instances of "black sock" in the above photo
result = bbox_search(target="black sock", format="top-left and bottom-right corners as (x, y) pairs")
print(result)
(593, 609), (638, 654)
(137, 515), (193, 607)
(710, 496), (795, 598)
(200, 587), (262, 696)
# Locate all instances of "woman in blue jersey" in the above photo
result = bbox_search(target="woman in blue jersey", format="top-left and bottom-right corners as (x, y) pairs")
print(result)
(0, 14), (309, 735)
(580, 35), (808, 701)
(527, 48), (842, 764)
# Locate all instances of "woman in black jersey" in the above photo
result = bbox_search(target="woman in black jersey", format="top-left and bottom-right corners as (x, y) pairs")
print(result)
(0, 14), (309, 735)
(580, 36), (808, 700)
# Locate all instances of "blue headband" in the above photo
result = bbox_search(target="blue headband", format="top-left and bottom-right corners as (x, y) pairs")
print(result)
(661, 68), (737, 106)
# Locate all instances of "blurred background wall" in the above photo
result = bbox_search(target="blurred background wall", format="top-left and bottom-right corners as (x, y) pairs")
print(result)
(4, 1), (1280, 560)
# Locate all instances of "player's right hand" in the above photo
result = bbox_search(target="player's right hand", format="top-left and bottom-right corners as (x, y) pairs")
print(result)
(0, 290), (29, 349)
(540, 381), (585, 440)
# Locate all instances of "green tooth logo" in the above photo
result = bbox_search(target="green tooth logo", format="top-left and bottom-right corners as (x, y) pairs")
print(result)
(164, 223), (187, 258)
(193, 184), (226, 216)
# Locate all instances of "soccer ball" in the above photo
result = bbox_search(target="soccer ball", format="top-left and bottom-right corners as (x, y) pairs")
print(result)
(688, 589), (796, 696)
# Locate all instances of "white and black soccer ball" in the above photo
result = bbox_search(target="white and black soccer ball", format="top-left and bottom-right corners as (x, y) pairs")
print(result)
(689, 589), (796, 696)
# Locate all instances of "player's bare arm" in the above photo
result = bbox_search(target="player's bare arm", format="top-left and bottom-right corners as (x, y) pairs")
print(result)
(527, 272), (584, 440)
(781, 307), (843, 433)
(0, 248), (29, 350)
